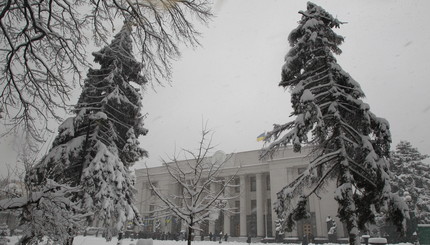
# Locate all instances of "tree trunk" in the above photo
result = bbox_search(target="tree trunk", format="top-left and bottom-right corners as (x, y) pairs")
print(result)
(188, 219), (194, 245)
(63, 236), (74, 245)
(19, 233), (34, 245)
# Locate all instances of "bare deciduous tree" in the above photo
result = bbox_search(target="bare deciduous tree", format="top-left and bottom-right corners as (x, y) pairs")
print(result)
(146, 128), (238, 245)
(0, 0), (212, 143)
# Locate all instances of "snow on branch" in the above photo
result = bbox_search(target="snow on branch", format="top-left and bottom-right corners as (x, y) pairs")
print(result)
(0, 0), (212, 145)
(145, 127), (238, 245)
(264, 2), (406, 244)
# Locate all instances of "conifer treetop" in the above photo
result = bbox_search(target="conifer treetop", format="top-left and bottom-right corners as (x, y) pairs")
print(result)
(262, 3), (406, 245)
(92, 22), (147, 86)
(27, 23), (148, 241)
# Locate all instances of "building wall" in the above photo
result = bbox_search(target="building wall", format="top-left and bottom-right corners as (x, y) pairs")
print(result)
(134, 147), (346, 239)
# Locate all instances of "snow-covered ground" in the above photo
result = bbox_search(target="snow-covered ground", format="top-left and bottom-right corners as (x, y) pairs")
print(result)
(2, 236), (414, 245)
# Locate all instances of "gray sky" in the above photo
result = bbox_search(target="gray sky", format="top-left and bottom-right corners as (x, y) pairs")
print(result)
(138, 0), (430, 169)
(1, 0), (430, 176)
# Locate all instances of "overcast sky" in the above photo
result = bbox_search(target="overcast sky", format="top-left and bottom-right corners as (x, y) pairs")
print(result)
(137, 0), (430, 169)
(1, 0), (430, 176)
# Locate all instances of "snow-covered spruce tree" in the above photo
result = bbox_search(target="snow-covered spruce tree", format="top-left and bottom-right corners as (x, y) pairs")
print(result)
(148, 128), (237, 245)
(28, 22), (148, 241)
(1, 0), (211, 145)
(261, 3), (406, 245)
(387, 141), (430, 239)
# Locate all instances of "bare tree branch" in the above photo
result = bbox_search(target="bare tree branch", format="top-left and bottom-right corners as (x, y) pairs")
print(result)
(146, 127), (238, 245)
(0, 0), (212, 144)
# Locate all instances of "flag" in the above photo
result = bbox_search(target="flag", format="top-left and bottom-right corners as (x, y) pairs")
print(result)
(256, 132), (266, 142)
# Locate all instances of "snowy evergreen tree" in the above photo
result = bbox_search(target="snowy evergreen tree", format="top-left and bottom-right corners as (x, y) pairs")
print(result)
(148, 128), (237, 245)
(0, 0), (211, 144)
(262, 3), (406, 245)
(388, 141), (430, 239)
(28, 22), (148, 241)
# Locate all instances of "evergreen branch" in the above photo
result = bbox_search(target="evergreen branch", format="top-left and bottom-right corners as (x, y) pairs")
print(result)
(346, 158), (377, 188)
(310, 149), (341, 166)
(305, 161), (339, 199)
(280, 65), (329, 87)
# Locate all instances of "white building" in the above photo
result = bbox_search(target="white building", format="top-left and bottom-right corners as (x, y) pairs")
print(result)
(134, 147), (347, 240)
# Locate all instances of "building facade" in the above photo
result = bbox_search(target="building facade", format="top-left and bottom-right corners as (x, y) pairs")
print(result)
(134, 147), (346, 239)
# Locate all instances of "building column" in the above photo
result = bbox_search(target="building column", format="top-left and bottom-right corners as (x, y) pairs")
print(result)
(256, 173), (264, 237)
(209, 182), (216, 234)
(240, 175), (247, 237)
(224, 177), (231, 235)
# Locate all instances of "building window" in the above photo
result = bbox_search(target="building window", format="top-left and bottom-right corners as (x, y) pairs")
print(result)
(144, 216), (153, 233)
(151, 181), (158, 196)
(266, 175), (271, 191)
(235, 177), (240, 193)
(266, 199), (272, 213)
(298, 168), (306, 174)
(251, 200), (257, 214)
(149, 204), (155, 214)
(265, 199), (273, 237)
(250, 176), (256, 192)
(235, 200), (240, 211)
